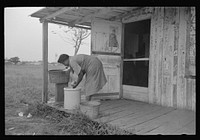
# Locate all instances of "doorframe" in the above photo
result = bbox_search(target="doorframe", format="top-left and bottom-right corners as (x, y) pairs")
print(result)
(121, 15), (152, 101)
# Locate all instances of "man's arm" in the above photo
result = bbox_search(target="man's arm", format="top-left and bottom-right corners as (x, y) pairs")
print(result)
(72, 70), (85, 88)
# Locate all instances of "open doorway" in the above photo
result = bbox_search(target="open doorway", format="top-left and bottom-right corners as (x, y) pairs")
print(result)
(123, 19), (151, 100)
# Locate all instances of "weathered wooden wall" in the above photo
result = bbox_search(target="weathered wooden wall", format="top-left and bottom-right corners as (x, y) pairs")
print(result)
(148, 7), (196, 111)
(91, 19), (122, 96)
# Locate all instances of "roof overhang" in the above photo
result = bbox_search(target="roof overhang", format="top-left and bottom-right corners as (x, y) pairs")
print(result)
(30, 7), (140, 29)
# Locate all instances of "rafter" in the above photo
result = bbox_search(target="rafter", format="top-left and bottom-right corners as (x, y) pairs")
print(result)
(109, 7), (140, 21)
(47, 19), (91, 30)
(68, 7), (113, 26)
(40, 7), (78, 23)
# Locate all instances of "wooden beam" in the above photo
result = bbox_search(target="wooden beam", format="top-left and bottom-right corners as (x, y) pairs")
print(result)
(119, 23), (124, 99)
(68, 7), (113, 26)
(91, 51), (120, 56)
(42, 21), (48, 103)
(40, 7), (77, 23)
(47, 19), (91, 30)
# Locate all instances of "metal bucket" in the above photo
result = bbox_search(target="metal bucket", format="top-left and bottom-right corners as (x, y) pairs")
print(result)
(64, 87), (81, 110)
(80, 101), (101, 119)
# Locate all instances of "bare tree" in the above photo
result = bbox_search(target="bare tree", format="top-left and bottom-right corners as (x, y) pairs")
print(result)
(52, 25), (90, 55)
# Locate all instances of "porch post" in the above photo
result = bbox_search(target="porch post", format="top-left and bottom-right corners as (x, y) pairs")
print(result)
(119, 23), (124, 99)
(42, 21), (48, 103)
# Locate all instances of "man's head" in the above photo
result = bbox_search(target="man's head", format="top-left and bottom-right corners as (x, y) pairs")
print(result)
(57, 54), (69, 66)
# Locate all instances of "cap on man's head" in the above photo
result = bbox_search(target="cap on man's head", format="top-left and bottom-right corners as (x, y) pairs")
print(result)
(57, 54), (69, 63)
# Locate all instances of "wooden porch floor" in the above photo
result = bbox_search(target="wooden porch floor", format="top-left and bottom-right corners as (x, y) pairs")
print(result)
(48, 98), (195, 135)
(93, 99), (196, 135)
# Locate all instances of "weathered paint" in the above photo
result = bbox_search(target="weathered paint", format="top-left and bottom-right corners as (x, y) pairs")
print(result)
(122, 7), (153, 23)
(176, 7), (188, 109)
(149, 7), (164, 105)
(172, 7), (180, 108)
(185, 7), (196, 111)
(142, 7), (195, 110)
(90, 7), (195, 111)
(91, 19), (122, 96)
(161, 7), (176, 107)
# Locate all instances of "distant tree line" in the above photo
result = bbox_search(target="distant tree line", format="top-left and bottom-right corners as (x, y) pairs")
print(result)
(5, 57), (20, 65)
(5, 57), (59, 66)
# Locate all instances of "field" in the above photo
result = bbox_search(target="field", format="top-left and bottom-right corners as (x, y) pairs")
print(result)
(5, 64), (59, 135)
(5, 64), (133, 135)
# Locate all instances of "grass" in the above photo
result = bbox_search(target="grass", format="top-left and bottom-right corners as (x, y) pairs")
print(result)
(5, 64), (134, 135)
(25, 102), (134, 135)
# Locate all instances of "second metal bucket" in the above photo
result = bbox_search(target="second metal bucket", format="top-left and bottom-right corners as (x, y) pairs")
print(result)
(80, 101), (101, 119)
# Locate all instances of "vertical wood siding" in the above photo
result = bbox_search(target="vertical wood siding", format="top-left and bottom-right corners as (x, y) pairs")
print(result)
(185, 7), (196, 111)
(148, 7), (195, 110)
(176, 7), (187, 109)
(149, 7), (164, 105)
(172, 8), (180, 108)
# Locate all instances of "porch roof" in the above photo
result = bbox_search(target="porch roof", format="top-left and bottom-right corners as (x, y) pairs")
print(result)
(30, 7), (139, 29)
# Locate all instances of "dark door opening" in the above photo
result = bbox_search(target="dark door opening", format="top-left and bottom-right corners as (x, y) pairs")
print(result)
(123, 19), (151, 87)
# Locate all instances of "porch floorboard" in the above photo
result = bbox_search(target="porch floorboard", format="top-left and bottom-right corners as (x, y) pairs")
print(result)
(47, 98), (195, 135)
(94, 99), (195, 135)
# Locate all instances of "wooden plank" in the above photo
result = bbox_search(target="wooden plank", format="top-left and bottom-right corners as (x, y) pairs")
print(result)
(122, 7), (153, 23)
(100, 101), (130, 112)
(148, 7), (156, 104)
(123, 85), (148, 102)
(99, 102), (135, 119)
(123, 85), (148, 93)
(188, 7), (196, 76)
(172, 7), (180, 108)
(108, 103), (162, 126)
(185, 7), (196, 111)
(92, 51), (120, 56)
(142, 109), (195, 135)
(121, 107), (175, 131)
(100, 100), (147, 115)
(153, 7), (161, 105)
(124, 58), (149, 61)
(172, 120), (195, 135)
(149, 7), (164, 105)
(91, 92), (119, 101)
(42, 21), (48, 103)
(192, 79), (196, 111)
(98, 99), (124, 107)
(47, 19), (91, 30)
(155, 7), (164, 106)
(119, 23), (124, 99)
(161, 7), (176, 107)
(186, 78), (196, 111)
(99, 99), (131, 111)
(177, 7), (188, 109)
(40, 7), (76, 22)
(69, 7), (113, 26)
(110, 7), (139, 21)
(96, 101), (156, 123)
(123, 92), (148, 103)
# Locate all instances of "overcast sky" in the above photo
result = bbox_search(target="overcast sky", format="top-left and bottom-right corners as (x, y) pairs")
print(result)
(4, 7), (91, 62)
